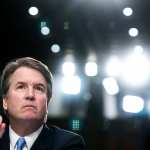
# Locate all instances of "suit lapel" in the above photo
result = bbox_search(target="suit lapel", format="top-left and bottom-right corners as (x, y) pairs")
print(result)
(31, 125), (54, 150)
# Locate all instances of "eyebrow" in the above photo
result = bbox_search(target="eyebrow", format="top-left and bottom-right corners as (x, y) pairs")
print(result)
(15, 81), (46, 87)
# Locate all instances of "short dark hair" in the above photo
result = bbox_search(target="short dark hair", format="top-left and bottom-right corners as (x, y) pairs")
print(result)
(1, 57), (53, 102)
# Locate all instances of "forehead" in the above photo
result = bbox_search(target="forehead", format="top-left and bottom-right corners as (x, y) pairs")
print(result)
(9, 66), (47, 85)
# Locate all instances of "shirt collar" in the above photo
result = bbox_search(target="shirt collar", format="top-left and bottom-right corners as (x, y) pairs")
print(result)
(9, 125), (43, 150)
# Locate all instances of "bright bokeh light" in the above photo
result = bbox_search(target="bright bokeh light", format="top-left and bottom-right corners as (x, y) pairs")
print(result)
(134, 45), (143, 54)
(61, 76), (81, 95)
(122, 95), (144, 113)
(28, 7), (39, 16)
(51, 44), (61, 53)
(62, 62), (76, 76)
(103, 93), (118, 119)
(122, 52), (150, 87)
(122, 7), (133, 16)
(105, 56), (121, 77)
(41, 26), (50, 35)
(128, 28), (139, 37)
(102, 77), (119, 95)
(85, 62), (98, 76)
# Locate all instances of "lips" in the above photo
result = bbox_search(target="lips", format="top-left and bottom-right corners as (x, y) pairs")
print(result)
(22, 105), (37, 110)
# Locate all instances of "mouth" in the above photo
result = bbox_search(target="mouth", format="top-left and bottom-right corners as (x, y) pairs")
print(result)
(22, 105), (37, 110)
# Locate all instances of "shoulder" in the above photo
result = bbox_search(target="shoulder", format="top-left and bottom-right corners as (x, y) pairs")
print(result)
(50, 125), (81, 137)
(44, 125), (85, 150)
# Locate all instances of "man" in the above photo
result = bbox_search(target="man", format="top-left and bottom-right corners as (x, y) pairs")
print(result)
(0, 57), (85, 150)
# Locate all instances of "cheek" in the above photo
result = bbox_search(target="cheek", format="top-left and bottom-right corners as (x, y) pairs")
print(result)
(8, 90), (23, 100)
(6, 92), (23, 108)
(37, 96), (48, 109)
(8, 98), (21, 107)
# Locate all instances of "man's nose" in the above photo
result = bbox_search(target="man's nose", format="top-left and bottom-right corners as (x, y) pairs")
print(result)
(25, 87), (35, 101)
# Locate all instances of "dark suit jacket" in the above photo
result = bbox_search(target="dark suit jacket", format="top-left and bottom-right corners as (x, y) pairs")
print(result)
(0, 124), (85, 150)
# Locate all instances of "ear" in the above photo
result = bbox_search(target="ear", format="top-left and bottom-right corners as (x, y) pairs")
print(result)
(3, 97), (8, 111)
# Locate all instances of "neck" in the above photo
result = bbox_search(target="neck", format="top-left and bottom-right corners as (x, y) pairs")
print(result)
(10, 119), (43, 136)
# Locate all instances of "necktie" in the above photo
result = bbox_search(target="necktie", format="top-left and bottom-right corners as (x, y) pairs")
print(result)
(16, 137), (26, 150)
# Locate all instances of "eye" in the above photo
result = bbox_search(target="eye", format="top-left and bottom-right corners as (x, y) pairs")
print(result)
(16, 84), (25, 89)
(35, 85), (45, 93)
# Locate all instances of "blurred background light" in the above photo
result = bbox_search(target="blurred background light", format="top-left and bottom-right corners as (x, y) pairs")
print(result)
(102, 77), (119, 95)
(128, 27), (139, 37)
(51, 44), (61, 53)
(28, 6), (39, 16)
(41, 26), (50, 35)
(71, 119), (80, 131)
(105, 56), (121, 77)
(134, 45), (144, 54)
(61, 75), (81, 95)
(103, 94), (118, 120)
(62, 61), (76, 76)
(122, 95), (144, 113)
(122, 7), (133, 16)
(85, 61), (98, 77)
(40, 21), (50, 35)
(64, 21), (70, 30)
(121, 51), (150, 87)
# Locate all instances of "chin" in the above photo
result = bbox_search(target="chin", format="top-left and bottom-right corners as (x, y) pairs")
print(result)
(19, 114), (39, 120)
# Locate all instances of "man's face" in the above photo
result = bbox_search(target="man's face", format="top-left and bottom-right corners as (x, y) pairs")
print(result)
(3, 66), (48, 123)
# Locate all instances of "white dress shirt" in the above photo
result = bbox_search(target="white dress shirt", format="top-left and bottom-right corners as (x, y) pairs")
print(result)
(9, 125), (43, 150)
